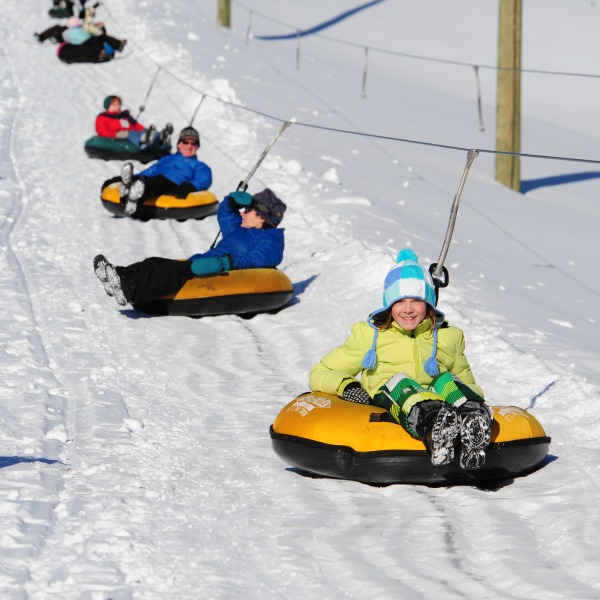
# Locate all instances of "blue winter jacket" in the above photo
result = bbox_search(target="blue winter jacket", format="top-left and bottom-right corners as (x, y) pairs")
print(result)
(188, 200), (285, 269)
(140, 152), (212, 190)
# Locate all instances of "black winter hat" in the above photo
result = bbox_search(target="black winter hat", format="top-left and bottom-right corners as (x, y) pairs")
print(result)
(103, 95), (121, 110)
(252, 188), (286, 228)
(177, 126), (200, 145)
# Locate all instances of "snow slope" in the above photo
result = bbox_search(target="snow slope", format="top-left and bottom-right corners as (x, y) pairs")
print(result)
(0, 0), (599, 598)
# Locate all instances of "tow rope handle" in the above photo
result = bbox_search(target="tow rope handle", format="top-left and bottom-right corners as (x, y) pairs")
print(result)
(238, 119), (294, 191)
(209, 119), (294, 249)
(430, 149), (479, 304)
(429, 263), (449, 305)
(135, 66), (162, 122)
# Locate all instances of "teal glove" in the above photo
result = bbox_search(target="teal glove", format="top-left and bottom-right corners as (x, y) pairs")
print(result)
(190, 256), (231, 276)
(227, 190), (253, 208)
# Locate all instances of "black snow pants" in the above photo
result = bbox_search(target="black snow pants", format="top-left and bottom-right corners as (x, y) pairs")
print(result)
(58, 35), (123, 63)
(116, 257), (195, 305)
(101, 175), (186, 202)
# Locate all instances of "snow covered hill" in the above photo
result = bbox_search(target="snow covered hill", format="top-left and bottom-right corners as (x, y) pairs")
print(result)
(1, 1), (599, 598)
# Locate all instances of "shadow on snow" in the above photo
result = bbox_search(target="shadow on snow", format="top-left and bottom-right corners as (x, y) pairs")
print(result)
(521, 171), (600, 193)
(0, 456), (62, 469)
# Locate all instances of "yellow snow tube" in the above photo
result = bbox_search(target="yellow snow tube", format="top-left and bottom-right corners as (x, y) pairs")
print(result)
(100, 182), (218, 221)
(134, 268), (294, 317)
(270, 392), (550, 484)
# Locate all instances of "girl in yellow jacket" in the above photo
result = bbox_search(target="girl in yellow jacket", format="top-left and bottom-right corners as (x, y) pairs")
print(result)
(309, 249), (492, 471)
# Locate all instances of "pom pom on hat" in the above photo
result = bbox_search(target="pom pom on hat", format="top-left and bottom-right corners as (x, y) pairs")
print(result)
(397, 248), (418, 262)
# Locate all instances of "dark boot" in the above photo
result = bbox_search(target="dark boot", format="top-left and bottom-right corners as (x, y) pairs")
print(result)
(121, 162), (134, 186)
(123, 179), (145, 216)
(118, 162), (134, 204)
(458, 401), (492, 470)
(158, 123), (173, 146)
(413, 401), (460, 466)
(93, 254), (114, 297)
(140, 125), (156, 148)
(93, 255), (127, 306)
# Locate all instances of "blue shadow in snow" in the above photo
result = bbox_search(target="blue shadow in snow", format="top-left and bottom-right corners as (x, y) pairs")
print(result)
(521, 171), (600, 193)
(255, 0), (387, 40)
(287, 274), (318, 308)
(0, 456), (62, 469)
(292, 274), (318, 297)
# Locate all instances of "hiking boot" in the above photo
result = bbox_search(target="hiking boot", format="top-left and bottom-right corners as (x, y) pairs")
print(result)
(422, 404), (460, 466)
(140, 125), (156, 148)
(94, 255), (127, 305)
(158, 122), (173, 146)
(123, 197), (138, 216)
(118, 182), (129, 201)
(123, 179), (145, 216)
(121, 162), (134, 186)
(118, 39), (127, 52)
(130, 179), (145, 201)
(106, 264), (127, 306)
(93, 254), (114, 297)
(459, 411), (491, 470)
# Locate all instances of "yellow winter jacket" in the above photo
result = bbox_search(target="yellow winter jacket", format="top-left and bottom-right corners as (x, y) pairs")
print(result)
(309, 319), (484, 399)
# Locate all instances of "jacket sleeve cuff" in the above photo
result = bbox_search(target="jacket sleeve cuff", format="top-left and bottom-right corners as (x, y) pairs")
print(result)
(337, 378), (360, 396)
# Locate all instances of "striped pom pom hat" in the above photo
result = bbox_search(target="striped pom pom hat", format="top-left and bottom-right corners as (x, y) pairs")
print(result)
(362, 249), (444, 376)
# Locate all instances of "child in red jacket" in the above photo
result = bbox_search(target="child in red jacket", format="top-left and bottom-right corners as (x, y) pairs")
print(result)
(95, 95), (172, 149)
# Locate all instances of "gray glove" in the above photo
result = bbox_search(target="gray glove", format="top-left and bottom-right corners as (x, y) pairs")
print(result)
(342, 382), (372, 404)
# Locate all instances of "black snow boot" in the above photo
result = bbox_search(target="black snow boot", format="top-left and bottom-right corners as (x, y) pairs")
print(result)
(458, 401), (492, 470)
(413, 401), (460, 466)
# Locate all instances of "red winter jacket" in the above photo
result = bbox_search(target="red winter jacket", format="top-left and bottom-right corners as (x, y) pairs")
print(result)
(95, 110), (145, 138)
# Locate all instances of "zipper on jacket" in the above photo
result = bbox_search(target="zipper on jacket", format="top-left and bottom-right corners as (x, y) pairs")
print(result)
(411, 329), (421, 379)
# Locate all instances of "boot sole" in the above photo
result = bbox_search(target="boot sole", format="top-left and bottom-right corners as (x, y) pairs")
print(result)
(121, 163), (133, 186)
(459, 413), (491, 470)
(93, 255), (115, 297)
(430, 405), (460, 466)
(105, 264), (127, 306)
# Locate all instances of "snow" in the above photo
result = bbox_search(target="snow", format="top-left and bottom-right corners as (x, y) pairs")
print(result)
(1, 0), (600, 598)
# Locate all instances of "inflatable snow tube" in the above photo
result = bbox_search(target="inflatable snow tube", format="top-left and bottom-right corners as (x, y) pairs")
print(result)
(134, 268), (294, 317)
(270, 392), (551, 485)
(100, 182), (218, 221)
(49, 8), (72, 18)
(58, 43), (112, 64)
(85, 136), (171, 164)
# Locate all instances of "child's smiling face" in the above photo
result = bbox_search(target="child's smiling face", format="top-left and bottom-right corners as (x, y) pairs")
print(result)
(391, 298), (427, 331)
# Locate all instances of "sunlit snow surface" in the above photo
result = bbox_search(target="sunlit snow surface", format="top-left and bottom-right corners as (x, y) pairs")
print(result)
(0, 1), (599, 598)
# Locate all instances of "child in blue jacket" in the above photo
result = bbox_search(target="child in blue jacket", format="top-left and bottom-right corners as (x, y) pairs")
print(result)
(93, 189), (286, 306)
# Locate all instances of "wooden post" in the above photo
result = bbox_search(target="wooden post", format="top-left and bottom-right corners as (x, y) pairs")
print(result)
(495, 0), (522, 191)
(218, 0), (231, 28)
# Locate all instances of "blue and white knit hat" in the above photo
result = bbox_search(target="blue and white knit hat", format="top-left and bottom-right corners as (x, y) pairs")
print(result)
(362, 248), (445, 376)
